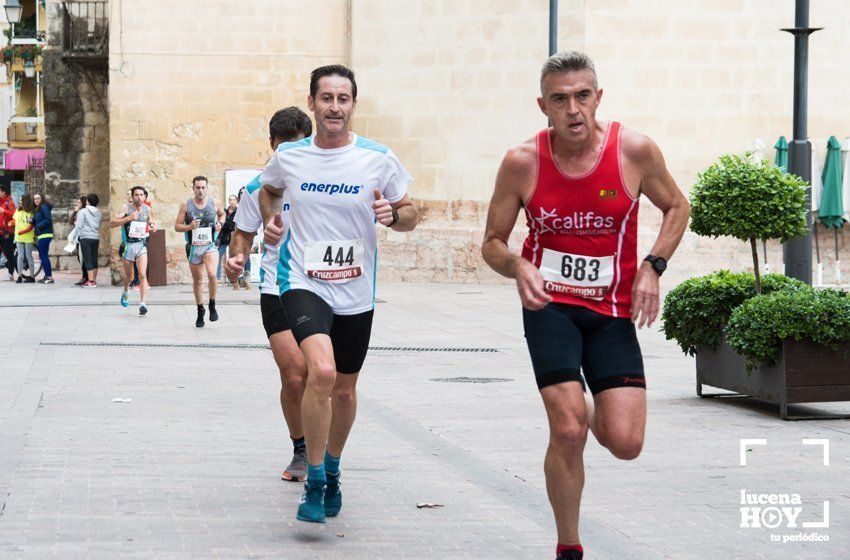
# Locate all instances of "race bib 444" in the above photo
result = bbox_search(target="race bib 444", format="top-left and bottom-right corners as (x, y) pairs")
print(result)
(304, 240), (364, 282)
(539, 249), (615, 300)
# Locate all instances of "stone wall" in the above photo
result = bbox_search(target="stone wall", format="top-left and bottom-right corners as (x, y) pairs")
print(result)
(108, 0), (348, 283)
(356, 0), (850, 285)
(43, 0), (110, 272)
(105, 0), (850, 285)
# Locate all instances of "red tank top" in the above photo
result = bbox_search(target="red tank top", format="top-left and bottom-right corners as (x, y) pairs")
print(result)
(521, 122), (639, 318)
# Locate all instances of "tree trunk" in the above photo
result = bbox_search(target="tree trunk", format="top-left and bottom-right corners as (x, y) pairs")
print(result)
(751, 237), (762, 295)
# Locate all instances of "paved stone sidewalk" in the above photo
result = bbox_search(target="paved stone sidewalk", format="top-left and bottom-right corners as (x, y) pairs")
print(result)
(0, 275), (848, 559)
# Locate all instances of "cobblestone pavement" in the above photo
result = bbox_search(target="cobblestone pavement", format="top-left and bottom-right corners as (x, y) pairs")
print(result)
(0, 274), (848, 559)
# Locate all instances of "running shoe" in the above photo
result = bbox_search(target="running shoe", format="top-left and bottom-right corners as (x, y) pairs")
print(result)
(196, 307), (205, 328)
(39, 277), (54, 284)
(139, 304), (148, 316)
(209, 304), (219, 322)
(281, 447), (308, 482)
(82, 281), (97, 288)
(120, 291), (129, 306)
(75, 278), (87, 286)
(324, 470), (342, 517)
(296, 481), (326, 523)
(23, 275), (35, 283)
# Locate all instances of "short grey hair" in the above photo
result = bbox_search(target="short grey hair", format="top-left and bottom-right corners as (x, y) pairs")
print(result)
(540, 51), (598, 92)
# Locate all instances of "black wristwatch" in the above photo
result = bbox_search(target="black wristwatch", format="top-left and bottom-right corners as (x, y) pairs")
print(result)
(644, 255), (667, 277)
(388, 208), (399, 227)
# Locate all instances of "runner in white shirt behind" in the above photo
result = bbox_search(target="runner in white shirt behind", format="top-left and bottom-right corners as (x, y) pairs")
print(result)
(225, 107), (313, 483)
(259, 64), (419, 524)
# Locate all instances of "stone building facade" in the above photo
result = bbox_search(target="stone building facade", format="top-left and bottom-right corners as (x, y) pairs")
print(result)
(47, 1), (850, 285)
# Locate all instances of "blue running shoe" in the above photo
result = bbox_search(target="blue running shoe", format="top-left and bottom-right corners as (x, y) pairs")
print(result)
(325, 471), (342, 517)
(296, 481), (326, 523)
(120, 291), (129, 308)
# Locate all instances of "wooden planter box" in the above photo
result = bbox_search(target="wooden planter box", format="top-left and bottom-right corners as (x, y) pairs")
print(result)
(696, 336), (850, 420)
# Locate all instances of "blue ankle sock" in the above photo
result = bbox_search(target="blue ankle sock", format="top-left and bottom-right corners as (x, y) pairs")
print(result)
(307, 462), (326, 484)
(324, 451), (340, 475)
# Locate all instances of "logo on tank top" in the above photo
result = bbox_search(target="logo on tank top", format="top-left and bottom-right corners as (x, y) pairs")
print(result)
(300, 182), (362, 196)
(534, 207), (617, 236)
(599, 189), (618, 199)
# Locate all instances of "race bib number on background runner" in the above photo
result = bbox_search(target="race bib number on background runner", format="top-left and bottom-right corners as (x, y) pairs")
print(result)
(539, 248), (615, 300)
(128, 221), (147, 239)
(192, 227), (212, 246)
(304, 240), (364, 282)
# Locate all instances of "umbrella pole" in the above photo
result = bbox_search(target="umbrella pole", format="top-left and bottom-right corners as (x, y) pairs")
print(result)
(814, 221), (823, 286)
(835, 229), (841, 284)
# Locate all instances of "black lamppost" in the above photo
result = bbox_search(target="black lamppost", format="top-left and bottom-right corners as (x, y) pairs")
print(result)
(3, 0), (21, 25)
(782, 0), (822, 284)
(549, 0), (558, 57)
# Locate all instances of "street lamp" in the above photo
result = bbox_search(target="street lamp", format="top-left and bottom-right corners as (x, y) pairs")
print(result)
(23, 59), (34, 78)
(4, 0), (21, 25)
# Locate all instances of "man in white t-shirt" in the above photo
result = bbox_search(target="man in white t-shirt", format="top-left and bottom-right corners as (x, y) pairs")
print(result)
(259, 64), (418, 524)
(225, 106), (313, 483)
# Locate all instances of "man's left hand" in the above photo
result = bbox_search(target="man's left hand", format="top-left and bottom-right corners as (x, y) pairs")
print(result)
(631, 262), (660, 329)
(372, 189), (394, 226)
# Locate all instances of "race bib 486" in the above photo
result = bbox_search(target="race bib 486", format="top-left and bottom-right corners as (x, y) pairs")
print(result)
(304, 239), (364, 282)
(192, 227), (212, 246)
(539, 249), (615, 300)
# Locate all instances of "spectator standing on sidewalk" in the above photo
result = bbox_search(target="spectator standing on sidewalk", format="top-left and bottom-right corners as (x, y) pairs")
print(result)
(217, 194), (238, 282)
(13, 193), (36, 283)
(69, 196), (89, 285)
(76, 193), (102, 287)
(0, 184), (16, 279)
(33, 192), (54, 284)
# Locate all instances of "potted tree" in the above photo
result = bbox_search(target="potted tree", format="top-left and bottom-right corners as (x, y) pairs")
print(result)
(663, 155), (850, 419)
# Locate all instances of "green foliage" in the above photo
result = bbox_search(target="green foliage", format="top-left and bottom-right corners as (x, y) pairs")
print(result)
(1, 44), (42, 63)
(726, 289), (850, 372)
(661, 270), (809, 356)
(690, 155), (809, 243)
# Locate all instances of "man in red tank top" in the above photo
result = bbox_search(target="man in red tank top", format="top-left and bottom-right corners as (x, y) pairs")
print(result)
(482, 51), (690, 560)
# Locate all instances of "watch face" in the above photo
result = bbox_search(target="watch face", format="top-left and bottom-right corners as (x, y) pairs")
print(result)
(656, 259), (667, 272)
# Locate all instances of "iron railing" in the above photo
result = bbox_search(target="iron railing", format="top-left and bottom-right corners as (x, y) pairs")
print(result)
(61, 0), (108, 56)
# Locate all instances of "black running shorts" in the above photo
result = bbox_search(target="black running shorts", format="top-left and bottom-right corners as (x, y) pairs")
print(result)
(281, 288), (373, 374)
(522, 303), (646, 394)
(260, 293), (290, 337)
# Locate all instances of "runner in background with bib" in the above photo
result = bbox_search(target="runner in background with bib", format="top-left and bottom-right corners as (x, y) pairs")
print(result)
(258, 65), (418, 524)
(110, 185), (157, 316)
(225, 106), (313, 482)
(175, 176), (225, 327)
(481, 51), (690, 560)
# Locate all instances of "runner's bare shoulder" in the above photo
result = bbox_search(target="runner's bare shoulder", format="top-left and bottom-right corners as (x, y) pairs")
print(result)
(619, 125), (664, 170)
(498, 136), (538, 199)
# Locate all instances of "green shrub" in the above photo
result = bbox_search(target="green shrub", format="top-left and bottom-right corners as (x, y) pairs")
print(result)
(726, 289), (850, 372)
(661, 270), (809, 356)
(690, 155), (808, 293)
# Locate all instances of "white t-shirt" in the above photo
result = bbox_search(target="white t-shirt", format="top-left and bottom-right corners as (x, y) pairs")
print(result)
(260, 134), (412, 314)
(234, 173), (291, 296)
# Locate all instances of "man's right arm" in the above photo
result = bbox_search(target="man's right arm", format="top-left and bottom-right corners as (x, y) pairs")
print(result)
(109, 211), (130, 228)
(258, 185), (283, 226)
(481, 143), (552, 310)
